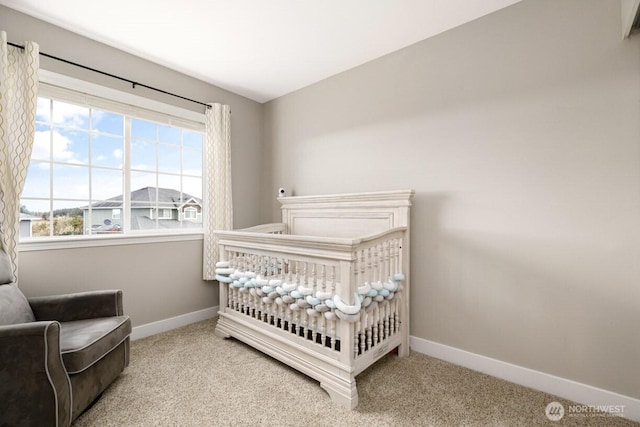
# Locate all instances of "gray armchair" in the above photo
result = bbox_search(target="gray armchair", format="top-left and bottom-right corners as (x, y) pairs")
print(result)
(0, 250), (131, 426)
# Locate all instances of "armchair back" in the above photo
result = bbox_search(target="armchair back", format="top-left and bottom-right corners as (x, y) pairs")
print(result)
(0, 248), (13, 285)
(0, 250), (36, 325)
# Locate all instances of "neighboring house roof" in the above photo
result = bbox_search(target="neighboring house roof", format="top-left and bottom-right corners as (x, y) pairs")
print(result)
(178, 197), (201, 210)
(86, 187), (202, 209)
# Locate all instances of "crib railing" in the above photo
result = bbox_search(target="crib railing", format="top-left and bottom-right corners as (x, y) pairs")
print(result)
(231, 223), (286, 234)
(215, 225), (408, 367)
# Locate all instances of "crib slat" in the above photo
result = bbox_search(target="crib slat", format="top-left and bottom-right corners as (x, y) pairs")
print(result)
(384, 302), (390, 339)
(373, 305), (379, 346)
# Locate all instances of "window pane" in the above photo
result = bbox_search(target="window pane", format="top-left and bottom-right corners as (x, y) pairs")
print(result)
(36, 98), (51, 122)
(20, 199), (49, 238)
(20, 199), (49, 217)
(157, 204), (181, 229)
(159, 125), (180, 145)
(131, 172), (157, 195)
(92, 168), (123, 200)
(132, 118), (157, 140)
(52, 101), (89, 129)
(130, 203), (154, 231)
(131, 140), (157, 171)
(92, 135), (123, 168)
(158, 174), (181, 196)
(32, 127), (51, 161)
(183, 131), (202, 149)
(53, 129), (89, 164)
(53, 164), (89, 199)
(31, 220), (51, 237)
(182, 149), (202, 177)
(183, 177), (202, 200)
(89, 209), (123, 235)
(93, 110), (124, 136)
(158, 144), (181, 173)
(23, 161), (50, 198)
(129, 186), (156, 231)
(52, 200), (85, 236)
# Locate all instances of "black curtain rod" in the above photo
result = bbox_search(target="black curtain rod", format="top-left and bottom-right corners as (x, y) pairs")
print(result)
(8, 41), (211, 111)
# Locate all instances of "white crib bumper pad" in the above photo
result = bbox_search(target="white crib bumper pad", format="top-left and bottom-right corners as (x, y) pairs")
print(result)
(215, 267), (404, 322)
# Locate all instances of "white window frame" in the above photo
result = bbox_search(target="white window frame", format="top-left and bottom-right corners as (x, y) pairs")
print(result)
(20, 71), (207, 252)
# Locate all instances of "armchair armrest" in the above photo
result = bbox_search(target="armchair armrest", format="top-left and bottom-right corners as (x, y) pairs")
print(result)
(0, 321), (72, 427)
(29, 290), (124, 322)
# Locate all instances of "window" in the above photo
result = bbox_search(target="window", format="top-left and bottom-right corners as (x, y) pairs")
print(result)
(184, 207), (197, 220)
(20, 84), (205, 240)
(154, 208), (172, 219)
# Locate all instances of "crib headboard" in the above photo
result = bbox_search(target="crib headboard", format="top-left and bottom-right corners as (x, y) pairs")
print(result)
(279, 190), (415, 238)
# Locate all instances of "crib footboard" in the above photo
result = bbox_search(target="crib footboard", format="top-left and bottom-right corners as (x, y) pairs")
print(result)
(214, 226), (409, 409)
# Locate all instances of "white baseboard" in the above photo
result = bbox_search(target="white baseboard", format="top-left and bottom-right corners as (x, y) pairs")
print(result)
(410, 336), (640, 423)
(131, 306), (218, 341)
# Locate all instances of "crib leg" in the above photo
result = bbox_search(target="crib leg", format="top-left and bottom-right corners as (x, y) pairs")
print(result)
(320, 378), (359, 410)
(214, 327), (231, 339)
(214, 317), (232, 339)
(397, 342), (410, 358)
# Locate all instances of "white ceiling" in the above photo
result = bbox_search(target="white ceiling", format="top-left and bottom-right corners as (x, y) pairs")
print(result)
(1, 0), (522, 103)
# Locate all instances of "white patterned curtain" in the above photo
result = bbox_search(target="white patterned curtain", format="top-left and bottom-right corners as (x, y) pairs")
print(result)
(0, 31), (39, 285)
(203, 103), (232, 280)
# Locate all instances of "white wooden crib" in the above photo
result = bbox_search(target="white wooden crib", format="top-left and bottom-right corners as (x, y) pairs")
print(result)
(214, 190), (414, 409)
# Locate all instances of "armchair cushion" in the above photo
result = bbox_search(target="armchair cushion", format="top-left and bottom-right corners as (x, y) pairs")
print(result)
(60, 315), (131, 374)
(0, 284), (36, 325)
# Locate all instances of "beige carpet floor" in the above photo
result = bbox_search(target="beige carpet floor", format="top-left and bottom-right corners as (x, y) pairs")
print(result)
(74, 319), (637, 426)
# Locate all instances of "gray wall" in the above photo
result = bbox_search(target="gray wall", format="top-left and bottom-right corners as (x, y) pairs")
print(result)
(19, 240), (210, 327)
(263, 0), (640, 399)
(1, 6), (264, 326)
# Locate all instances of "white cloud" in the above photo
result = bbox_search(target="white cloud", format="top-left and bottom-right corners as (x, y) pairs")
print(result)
(33, 130), (92, 166)
(32, 130), (83, 163)
(53, 131), (80, 163)
(113, 148), (123, 159)
(31, 131), (50, 160)
(36, 98), (51, 121)
(51, 101), (90, 128)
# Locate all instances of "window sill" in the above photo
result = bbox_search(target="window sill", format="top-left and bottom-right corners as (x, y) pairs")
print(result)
(19, 232), (204, 252)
